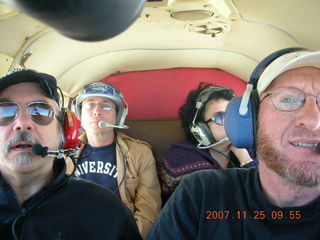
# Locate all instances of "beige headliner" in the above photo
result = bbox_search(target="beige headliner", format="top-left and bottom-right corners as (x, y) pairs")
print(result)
(0, 0), (318, 98)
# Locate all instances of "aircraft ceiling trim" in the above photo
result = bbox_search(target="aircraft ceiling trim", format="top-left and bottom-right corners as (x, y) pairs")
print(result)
(55, 48), (258, 96)
(0, 14), (48, 57)
(0, 3), (18, 20)
(12, 15), (299, 70)
(0, 53), (13, 76)
(240, 19), (302, 46)
(8, 29), (51, 70)
(211, 0), (240, 19)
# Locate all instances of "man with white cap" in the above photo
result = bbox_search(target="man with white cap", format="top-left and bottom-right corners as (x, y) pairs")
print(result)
(68, 82), (161, 238)
(146, 48), (320, 239)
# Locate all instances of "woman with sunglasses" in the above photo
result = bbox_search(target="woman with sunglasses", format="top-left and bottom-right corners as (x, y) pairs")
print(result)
(160, 82), (258, 204)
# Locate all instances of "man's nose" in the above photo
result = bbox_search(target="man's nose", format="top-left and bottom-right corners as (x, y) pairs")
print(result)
(92, 104), (102, 116)
(295, 97), (320, 131)
(13, 108), (33, 132)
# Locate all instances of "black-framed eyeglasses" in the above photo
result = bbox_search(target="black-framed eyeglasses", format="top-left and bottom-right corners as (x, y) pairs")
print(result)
(205, 111), (225, 126)
(0, 101), (56, 126)
(260, 87), (320, 112)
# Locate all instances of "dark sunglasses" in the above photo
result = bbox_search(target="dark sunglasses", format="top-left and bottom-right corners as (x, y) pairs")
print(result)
(205, 111), (225, 126)
(0, 101), (56, 126)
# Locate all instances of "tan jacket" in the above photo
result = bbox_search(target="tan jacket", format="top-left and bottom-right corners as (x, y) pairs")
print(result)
(66, 132), (161, 238)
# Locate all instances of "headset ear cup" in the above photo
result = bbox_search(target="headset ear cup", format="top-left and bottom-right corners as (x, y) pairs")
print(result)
(225, 96), (256, 149)
(71, 97), (81, 120)
(117, 105), (128, 126)
(198, 122), (215, 145)
(190, 122), (215, 146)
(63, 110), (81, 149)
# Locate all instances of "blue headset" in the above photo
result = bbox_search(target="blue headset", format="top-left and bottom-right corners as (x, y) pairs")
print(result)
(224, 47), (307, 149)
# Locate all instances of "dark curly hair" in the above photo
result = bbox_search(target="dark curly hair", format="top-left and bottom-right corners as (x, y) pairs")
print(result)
(179, 82), (235, 144)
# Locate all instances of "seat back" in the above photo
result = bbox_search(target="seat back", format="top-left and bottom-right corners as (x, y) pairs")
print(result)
(120, 119), (185, 167)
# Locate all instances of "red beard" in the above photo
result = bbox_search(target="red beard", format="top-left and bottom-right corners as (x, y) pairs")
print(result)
(256, 129), (320, 188)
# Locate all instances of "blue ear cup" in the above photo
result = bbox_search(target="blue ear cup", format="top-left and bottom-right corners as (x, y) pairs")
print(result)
(224, 95), (257, 149)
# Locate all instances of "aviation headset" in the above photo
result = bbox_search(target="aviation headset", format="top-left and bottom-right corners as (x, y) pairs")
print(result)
(224, 47), (307, 149)
(190, 85), (233, 147)
(53, 86), (81, 149)
(61, 108), (81, 149)
(72, 82), (128, 127)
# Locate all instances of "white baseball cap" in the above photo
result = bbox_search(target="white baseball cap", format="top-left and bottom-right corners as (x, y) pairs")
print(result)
(257, 50), (320, 95)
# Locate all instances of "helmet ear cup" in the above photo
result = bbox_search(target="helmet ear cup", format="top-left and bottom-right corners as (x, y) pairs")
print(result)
(71, 97), (81, 120)
(190, 121), (215, 146)
(116, 103), (128, 126)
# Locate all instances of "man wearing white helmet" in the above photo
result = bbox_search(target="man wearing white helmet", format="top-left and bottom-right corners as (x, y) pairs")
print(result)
(67, 82), (161, 238)
(147, 48), (320, 239)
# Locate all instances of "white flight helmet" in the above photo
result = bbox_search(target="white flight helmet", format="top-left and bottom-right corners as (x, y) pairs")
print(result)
(73, 82), (128, 126)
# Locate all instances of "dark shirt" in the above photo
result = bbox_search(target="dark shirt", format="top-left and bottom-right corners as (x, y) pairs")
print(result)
(75, 143), (119, 196)
(148, 168), (320, 240)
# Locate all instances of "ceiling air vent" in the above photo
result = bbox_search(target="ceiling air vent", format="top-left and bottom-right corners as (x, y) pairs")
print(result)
(185, 22), (231, 37)
(171, 10), (214, 21)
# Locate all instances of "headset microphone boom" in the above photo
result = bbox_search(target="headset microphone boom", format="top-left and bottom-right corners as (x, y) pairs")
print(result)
(98, 120), (129, 129)
(32, 144), (80, 159)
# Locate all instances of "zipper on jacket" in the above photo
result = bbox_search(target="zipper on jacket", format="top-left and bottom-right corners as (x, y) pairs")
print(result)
(12, 208), (27, 240)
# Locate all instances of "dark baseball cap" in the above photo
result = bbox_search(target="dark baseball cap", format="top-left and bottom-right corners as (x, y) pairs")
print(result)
(0, 69), (60, 105)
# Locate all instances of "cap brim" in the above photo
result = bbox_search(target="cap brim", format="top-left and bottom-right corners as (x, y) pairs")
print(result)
(0, 71), (42, 92)
(0, 69), (60, 104)
(257, 51), (320, 95)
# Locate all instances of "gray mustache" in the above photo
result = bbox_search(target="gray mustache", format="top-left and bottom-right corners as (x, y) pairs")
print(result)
(3, 131), (41, 155)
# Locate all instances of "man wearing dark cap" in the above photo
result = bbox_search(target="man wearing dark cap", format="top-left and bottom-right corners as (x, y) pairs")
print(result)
(0, 69), (142, 240)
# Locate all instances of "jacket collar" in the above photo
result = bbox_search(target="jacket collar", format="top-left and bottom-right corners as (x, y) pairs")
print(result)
(78, 131), (131, 155)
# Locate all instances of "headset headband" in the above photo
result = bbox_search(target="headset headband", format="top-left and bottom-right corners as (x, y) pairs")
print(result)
(249, 47), (307, 87)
